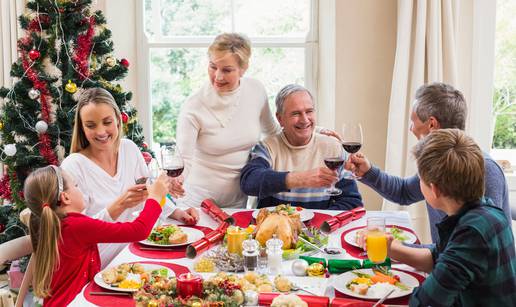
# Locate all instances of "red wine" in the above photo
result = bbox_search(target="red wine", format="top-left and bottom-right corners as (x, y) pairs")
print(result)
(324, 157), (344, 170)
(342, 142), (362, 153)
(165, 167), (184, 177)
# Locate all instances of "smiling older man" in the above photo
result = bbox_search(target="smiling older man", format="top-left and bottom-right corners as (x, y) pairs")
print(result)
(240, 84), (362, 210)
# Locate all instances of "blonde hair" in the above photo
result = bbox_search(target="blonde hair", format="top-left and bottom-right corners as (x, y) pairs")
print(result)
(70, 88), (122, 153)
(24, 166), (69, 298)
(413, 129), (485, 204)
(208, 33), (251, 69)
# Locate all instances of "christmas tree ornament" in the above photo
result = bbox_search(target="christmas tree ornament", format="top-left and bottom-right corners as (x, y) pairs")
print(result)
(120, 58), (129, 67)
(35, 120), (48, 134)
(291, 259), (309, 276)
(0, 121), (3, 130)
(3, 144), (17, 156)
(55, 144), (66, 162)
(106, 56), (116, 67)
(28, 88), (40, 100)
(142, 142), (148, 149)
(121, 112), (129, 123)
(28, 49), (41, 61)
(65, 80), (77, 93)
(307, 262), (325, 277)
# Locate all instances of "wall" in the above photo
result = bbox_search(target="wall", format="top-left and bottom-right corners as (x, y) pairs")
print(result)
(331, 0), (398, 210)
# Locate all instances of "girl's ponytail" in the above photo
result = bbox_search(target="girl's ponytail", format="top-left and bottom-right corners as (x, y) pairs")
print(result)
(33, 204), (61, 298)
(24, 166), (66, 298)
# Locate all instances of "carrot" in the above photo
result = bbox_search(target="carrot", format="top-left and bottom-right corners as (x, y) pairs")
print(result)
(370, 271), (397, 285)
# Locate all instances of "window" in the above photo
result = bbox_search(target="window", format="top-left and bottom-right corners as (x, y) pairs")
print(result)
(138, 0), (317, 146)
(491, 0), (516, 167)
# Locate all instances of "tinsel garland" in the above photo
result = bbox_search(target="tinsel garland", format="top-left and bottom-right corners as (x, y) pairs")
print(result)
(74, 16), (95, 79)
(0, 173), (12, 201)
(21, 51), (58, 165)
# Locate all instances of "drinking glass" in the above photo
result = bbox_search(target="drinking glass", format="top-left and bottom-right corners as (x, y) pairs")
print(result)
(147, 158), (160, 183)
(341, 123), (363, 179)
(324, 157), (344, 195)
(161, 144), (184, 178)
(366, 217), (387, 264)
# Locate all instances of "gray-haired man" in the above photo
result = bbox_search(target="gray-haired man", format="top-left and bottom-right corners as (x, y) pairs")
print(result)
(350, 82), (511, 243)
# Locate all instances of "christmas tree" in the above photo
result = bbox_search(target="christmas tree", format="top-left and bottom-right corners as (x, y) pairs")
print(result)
(0, 0), (152, 244)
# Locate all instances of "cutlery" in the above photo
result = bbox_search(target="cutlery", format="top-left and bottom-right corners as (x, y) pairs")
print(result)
(372, 288), (395, 307)
(139, 247), (178, 251)
(298, 237), (327, 254)
(89, 291), (132, 296)
(290, 284), (319, 296)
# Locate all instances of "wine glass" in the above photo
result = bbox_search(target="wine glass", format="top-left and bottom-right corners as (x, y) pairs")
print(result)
(341, 123), (363, 179)
(147, 158), (160, 183)
(324, 157), (344, 195)
(161, 144), (184, 178)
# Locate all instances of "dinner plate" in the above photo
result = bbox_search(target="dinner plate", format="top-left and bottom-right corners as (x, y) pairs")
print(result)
(252, 208), (315, 222)
(333, 268), (419, 300)
(139, 226), (204, 247)
(344, 226), (417, 248)
(94, 263), (174, 292)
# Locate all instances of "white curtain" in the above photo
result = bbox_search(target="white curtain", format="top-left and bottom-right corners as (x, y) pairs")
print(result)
(383, 0), (461, 243)
(0, 0), (24, 89)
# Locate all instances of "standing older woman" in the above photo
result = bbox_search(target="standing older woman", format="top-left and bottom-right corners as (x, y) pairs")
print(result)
(61, 87), (198, 265)
(176, 33), (337, 208)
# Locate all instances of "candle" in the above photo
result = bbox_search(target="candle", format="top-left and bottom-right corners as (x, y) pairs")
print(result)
(226, 226), (247, 255)
(176, 273), (203, 298)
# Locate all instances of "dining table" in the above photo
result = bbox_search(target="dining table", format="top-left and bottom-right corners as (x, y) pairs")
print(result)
(69, 207), (425, 307)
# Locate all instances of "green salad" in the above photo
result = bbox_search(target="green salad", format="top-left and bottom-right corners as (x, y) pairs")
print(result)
(283, 227), (328, 259)
(148, 225), (181, 244)
(389, 226), (409, 242)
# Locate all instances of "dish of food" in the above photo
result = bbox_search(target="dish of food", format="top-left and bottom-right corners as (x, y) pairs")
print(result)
(333, 268), (419, 300)
(252, 204), (314, 223)
(344, 226), (417, 248)
(94, 263), (174, 292)
(139, 225), (204, 247)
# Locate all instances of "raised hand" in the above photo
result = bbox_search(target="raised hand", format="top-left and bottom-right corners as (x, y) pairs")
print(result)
(286, 167), (338, 189)
(349, 152), (372, 178)
(120, 184), (148, 209)
(168, 175), (185, 198)
(147, 173), (169, 204)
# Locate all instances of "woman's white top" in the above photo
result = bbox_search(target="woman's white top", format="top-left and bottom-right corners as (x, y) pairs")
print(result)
(177, 77), (281, 208)
(61, 138), (175, 266)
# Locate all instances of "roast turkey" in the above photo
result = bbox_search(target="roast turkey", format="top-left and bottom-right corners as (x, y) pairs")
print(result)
(255, 206), (303, 249)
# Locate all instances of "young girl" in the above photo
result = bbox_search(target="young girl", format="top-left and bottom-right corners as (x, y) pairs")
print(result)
(22, 165), (168, 306)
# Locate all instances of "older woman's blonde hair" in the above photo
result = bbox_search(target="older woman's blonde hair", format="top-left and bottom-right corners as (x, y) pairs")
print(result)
(208, 33), (251, 69)
(70, 87), (122, 153)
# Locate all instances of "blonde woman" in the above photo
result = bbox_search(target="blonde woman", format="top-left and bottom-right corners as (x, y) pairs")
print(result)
(177, 33), (338, 209)
(60, 87), (198, 265)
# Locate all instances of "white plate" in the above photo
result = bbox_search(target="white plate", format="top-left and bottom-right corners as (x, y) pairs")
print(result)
(344, 226), (417, 248)
(94, 263), (174, 292)
(252, 208), (315, 222)
(333, 268), (419, 300)
(139, 226), (204, 247)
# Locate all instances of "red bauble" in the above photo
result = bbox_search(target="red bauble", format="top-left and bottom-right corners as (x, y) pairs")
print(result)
(121, 112), (129, 123)
(28, 49), (41, 61)
(120, 58), (130, 68)
(142, 151), (152, 165)
(142, 142), (148, 149)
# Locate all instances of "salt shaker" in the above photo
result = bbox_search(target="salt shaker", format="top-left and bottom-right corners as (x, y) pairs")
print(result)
(266, 234), (283, 275)
(242, 236), (259, 272)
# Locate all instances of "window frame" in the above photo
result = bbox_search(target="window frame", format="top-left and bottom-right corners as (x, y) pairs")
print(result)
(135, 0), (319, 147)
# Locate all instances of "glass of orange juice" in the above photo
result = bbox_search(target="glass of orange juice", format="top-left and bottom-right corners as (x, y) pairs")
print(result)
(226, 226), (248, 255)
(366, 217), (387, 264)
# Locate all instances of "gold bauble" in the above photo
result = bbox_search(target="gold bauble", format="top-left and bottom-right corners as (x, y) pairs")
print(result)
(191, 302), (202, 307)
(65, 80), (77, 93)
(106, 56), (116, 67)
(307, 263), (325, 277)
(0, 121), (3, 130)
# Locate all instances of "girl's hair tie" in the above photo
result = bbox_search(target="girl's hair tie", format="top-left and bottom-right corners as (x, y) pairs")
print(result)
(42, 203), (50, 208)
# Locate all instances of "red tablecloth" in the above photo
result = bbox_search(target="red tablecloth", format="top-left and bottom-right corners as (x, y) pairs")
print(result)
(231, 210), (332, 228)
(334, 269), (425, 305)
(340, 225), (420, 259)
(83, 261), (189, 307)
(128, 225), (212, 259)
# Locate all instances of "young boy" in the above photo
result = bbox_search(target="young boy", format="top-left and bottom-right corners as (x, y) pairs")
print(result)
(386, 129), (516, 306)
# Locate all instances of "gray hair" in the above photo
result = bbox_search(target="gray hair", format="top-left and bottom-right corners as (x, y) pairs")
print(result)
(275, 84), (313, 114)
(413, 82), (467, 130)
